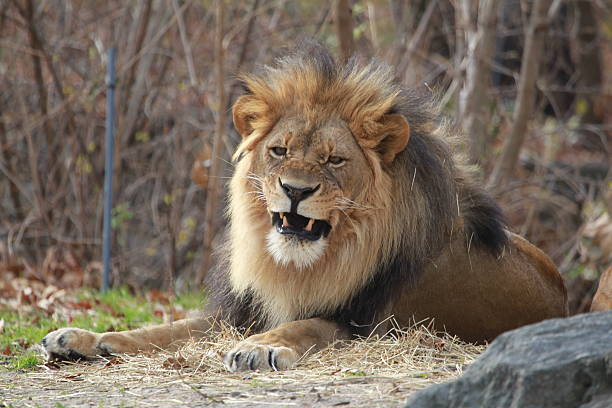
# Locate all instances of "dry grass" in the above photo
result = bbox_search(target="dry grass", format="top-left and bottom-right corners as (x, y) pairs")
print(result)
(1, 323), (484, 407)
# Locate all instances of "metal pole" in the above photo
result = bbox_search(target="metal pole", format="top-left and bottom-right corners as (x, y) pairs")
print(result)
(102, 47), (116, 292)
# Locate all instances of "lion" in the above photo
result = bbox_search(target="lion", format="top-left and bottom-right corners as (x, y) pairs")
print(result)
(42, 43), (568, 371)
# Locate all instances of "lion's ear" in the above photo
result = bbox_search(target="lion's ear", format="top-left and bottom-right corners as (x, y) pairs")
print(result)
(232, 94), (276, 155)
(232, 95), (258, 138)
(376, 114), (410, 163)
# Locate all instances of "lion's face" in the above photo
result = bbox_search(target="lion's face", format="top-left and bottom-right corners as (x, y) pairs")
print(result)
(251, 116), (371, 268)
(230, 60), (411, 272)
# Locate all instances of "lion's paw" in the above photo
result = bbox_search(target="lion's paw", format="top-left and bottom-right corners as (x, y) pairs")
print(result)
(42, 328), (108, 361)
(224, 341), (299, 372)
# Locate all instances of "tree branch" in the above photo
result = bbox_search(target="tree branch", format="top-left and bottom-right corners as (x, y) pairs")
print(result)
(334, 0), (354, 62)
(458, 0), (499, 164)
(487, 0), (552, 188)
(198, 0), (227, 284)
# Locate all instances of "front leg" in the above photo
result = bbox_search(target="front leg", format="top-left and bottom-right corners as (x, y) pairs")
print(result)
(224, 318), (351, 371)
(42, 318), (213, 361)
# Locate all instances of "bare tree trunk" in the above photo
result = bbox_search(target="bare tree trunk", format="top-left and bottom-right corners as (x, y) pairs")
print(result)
(226, 0), (261, 150)
(14, 0), (52, 226)
(574, 0), (605, 150)
(487, 0), (552, 188)
(453, 0), (467, 81)
(172, 0), (198, 88)
(123, 0), (153, 104)
(396, 0), (438, 79)
(388, 0), (407, 68)
(228, 0), (260, 104)
(117, 2), (173, 203)
(0, 109), (23, 219)
(0, 5), (23, 219)
(458, 0), (499, 164)
(334, 0), (354, 62)
(19, 0), (50, 152)
(165, 208), (177, 291)
(198, 0), (226, 284)
(367, 1), (380, 49)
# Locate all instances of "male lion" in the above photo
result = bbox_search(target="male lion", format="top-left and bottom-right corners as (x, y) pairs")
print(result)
(42, 44), (568, 371)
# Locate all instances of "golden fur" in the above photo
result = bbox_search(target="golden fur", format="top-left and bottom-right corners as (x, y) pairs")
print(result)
(41, 44), (568, 371)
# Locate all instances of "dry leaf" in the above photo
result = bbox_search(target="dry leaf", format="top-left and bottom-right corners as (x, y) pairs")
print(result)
(147, 289), (171, 304)
(103, 356), (126, 368)
(162, 355), (188, 370)
(191, 144), (212, 188)
(43, 361), (61, 370)
(62, 374), (84, 381)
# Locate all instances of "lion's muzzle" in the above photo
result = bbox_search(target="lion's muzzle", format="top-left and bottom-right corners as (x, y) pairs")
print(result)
(279, 180), (320, 211)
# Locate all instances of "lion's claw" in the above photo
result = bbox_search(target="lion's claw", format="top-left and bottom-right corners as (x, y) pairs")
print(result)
(224, 341), (299, 372)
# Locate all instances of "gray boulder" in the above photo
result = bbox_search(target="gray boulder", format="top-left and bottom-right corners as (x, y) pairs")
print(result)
(405, 311), (612, 408)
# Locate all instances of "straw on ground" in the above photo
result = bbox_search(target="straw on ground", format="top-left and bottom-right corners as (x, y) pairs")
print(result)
(1, 323), (484, 407)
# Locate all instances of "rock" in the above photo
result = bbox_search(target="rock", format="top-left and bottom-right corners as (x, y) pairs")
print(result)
(405, 311), (612, 408)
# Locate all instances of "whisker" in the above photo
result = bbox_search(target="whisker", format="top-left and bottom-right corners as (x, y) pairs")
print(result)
(245, 191), (267, 201)
(335, 196), (380, 211)
(245, 178), (263, 186)
(246, 172), (264, 186)
(335, 205), (365, 211)
(218, 156), (236, 168)
(337, 206), (358, 231)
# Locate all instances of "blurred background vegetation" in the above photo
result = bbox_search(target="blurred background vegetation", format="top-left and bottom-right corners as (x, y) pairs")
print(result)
(0, 0), (610, 313)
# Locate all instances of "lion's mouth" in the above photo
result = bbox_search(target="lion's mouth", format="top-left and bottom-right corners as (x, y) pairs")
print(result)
(271, 212), (331, 241)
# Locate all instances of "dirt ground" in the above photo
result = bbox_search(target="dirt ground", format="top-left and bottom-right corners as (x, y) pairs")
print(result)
(0, 369), (441, 407)
(0, 328), (483, 407)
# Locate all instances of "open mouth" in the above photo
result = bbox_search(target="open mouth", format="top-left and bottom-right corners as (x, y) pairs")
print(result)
(271, 212), (332, 241)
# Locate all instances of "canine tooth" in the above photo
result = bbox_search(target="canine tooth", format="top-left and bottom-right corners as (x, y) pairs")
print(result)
(279, 212), (284, 218)
(282, 216), (289, 227)
(305, 218), (315, 231)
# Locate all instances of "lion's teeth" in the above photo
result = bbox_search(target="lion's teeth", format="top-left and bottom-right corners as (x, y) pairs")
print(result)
(282, 216), (289, 227)
(305, 218), (315, 231)
(279, 212), (284, 218)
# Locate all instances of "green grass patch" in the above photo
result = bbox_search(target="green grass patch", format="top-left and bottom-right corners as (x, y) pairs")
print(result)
(0, 287), (206, 371)
(344, 369), (366, 376)
(5, 351), (40, 370)
(173, 290), (205, 310)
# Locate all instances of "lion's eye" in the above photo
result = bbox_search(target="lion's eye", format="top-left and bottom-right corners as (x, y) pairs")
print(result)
(327, 156), (345, 166)
(270, 146), (287, 158)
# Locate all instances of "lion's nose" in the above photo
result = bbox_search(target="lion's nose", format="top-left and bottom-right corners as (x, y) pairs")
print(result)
(279, 179), (320, 206)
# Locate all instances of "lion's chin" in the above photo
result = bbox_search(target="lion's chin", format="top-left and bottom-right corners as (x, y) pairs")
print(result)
(266, 229), (328, 269)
